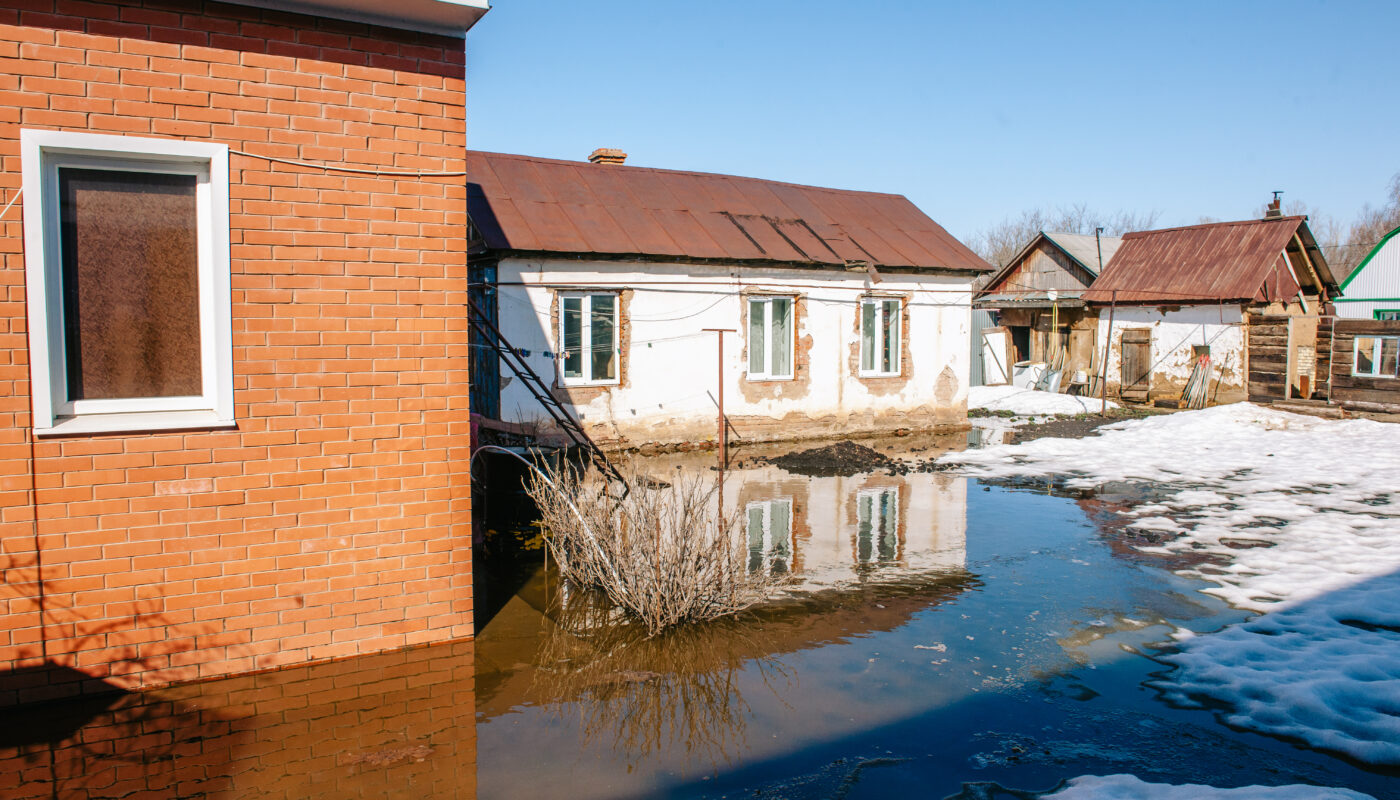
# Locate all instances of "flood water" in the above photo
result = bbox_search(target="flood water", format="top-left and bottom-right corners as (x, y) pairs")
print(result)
(3, 435), (1397, 799)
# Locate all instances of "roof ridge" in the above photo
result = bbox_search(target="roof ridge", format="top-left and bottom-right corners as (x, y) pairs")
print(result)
(466, 149), (913, 203)
(1123, 215), (1306, 239)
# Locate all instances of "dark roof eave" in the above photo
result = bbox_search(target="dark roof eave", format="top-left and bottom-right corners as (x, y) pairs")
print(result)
(477, 248), (991, 277)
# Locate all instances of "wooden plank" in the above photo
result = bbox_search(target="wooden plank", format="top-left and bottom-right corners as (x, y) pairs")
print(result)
(1334, 386), (1400, 405)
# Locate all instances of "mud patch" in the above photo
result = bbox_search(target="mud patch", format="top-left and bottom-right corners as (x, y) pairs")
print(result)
(763, 440), (895, 477)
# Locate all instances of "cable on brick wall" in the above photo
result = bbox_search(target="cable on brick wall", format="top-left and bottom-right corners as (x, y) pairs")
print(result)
(229, 150), (468, 177)
(0, 187), (21, 222)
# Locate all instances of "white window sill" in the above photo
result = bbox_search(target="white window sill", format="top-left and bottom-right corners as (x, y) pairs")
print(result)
(858, 372), (903, 379)
(35, 410), (237, 437)
(560, 380), (620, 388)
(746, 375), (795, 382)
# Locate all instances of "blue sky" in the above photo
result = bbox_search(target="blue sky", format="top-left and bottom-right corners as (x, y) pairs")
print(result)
(462, 1), (1398, 242)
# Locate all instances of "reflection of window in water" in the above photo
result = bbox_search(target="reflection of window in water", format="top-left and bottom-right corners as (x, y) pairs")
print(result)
(856, 488), (899, 564)
(746, 499), (793, 575)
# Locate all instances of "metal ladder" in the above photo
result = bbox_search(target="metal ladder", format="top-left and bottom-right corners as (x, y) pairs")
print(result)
(466, 296), (626, 487)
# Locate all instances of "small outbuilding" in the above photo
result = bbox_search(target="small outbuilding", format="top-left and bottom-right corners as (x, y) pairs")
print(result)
(974, 231), (1122, 387)
(466, 150), (992, 449)
(1082, 206), (1338, 405)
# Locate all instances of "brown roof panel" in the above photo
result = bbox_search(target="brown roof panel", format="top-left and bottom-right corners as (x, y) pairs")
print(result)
(465, 150), (990, 273)
(648, 209), (727, 260)
(692, 210), (767, 261)
(558, 202), (638, 255)
(1081, 216), (1335, 304)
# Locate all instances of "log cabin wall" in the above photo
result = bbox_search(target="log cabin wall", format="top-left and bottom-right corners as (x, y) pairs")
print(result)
(1329, 319), (1400, 412)
(1246, 314), (1290, 402)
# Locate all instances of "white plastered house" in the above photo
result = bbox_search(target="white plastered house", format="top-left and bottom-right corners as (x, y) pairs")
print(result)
(465, 150), (992, 449)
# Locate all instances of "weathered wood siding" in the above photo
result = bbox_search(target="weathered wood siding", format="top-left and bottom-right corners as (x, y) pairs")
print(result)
(1246, 314), (1289, 402)
(1330, 319), (1400, 411)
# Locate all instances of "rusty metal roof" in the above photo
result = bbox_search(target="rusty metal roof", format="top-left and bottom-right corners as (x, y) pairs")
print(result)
(466, 151), (991, 273)
(1081, 216), (1337, 305)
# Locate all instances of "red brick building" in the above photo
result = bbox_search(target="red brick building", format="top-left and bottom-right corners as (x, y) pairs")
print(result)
(0, 0), (486, 703)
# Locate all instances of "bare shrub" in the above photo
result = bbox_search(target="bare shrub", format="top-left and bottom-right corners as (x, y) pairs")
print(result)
(524, 460), (778, 636)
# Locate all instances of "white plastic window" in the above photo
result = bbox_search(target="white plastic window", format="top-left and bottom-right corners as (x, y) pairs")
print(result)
(859, 298), (901, 376)
(20, 130), (233, 435)
(560, 292), (619, 385)
(747, 296), (794, 380)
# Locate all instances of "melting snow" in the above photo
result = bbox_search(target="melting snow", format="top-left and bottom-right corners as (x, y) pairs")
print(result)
(969, 385), (1119, 416)
(940, 403), (1400, 765)
(1044, 774), (1376, 799)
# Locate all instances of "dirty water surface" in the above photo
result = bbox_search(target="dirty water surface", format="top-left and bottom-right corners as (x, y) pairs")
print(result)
(3, 433), (1396, 799)
(473, 437), (1399, 800)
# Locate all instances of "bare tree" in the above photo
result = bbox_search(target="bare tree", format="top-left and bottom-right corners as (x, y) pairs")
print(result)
(1331, 174), (1400, 279)
(969, 204), (1161, 268)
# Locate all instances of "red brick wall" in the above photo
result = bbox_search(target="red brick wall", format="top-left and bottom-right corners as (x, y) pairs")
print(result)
(0, 0), (473, 703)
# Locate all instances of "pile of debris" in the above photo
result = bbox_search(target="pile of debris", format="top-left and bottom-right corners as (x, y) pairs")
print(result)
(763, 440), (895, 478)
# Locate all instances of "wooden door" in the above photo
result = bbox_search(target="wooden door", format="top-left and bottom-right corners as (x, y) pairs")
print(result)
(1120, 329), (1152, 402)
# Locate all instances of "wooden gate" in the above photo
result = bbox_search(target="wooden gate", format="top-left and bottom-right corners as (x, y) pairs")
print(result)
(1120, 328), (1152, 402)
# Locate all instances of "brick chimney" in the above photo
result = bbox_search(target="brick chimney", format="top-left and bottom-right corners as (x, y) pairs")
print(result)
(588, 148), (627, 165)
(1265, 190), (1283, 218)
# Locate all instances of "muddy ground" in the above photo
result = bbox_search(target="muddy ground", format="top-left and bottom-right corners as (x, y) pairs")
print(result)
(1003, 407), (1164, 444)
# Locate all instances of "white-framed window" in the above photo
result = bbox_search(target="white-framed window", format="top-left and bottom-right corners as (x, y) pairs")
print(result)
(20, 130), (233, 436)
(1353, 335), (1400, 379)
(559, 292), (618, 385)
(855, 487), (899, 564)
(745, 498), (793, 575)
(859, 297), (901, 376)
(746, 295), (794, 380)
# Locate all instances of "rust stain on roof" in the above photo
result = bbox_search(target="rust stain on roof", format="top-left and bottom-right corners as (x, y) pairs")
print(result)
(1081, 216), (1337, 305)
(466, 150), (990, 272)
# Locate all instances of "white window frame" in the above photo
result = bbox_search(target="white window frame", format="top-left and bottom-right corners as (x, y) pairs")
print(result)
(558, 291), (620, 386)
(1352, 335), (1400, 379)
(746, 295), (795, 381)
(21, 129), (233, 436)
(858, 296), (902, 377)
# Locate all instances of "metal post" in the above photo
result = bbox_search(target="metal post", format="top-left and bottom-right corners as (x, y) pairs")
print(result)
(702, 328), (736, 469)
(1099, 290), (1117, 415)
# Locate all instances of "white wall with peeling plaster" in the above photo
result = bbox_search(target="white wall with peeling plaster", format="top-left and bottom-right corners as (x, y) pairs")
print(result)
(1096, 305), (1246, 400)
(492, 257), (975, 447)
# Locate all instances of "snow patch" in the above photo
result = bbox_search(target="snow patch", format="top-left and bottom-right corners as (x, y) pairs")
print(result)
(939, 403), (1400, 766)
(1043, 774), (1376, 799)
(969, 385), (1118, 417)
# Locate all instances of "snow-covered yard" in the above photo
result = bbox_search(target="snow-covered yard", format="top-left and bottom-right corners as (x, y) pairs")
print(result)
(940, 403), (1400, 770)
(968, 385), (1122, 443)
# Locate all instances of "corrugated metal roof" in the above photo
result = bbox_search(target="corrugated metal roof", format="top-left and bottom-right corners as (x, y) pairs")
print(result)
(466, 151), (991, 273)
(1041, 231), (1122, 276)
(1081, 216), (1337, 305)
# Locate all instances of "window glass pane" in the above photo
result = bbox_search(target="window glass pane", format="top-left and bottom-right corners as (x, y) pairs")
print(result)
(1381, 337), (1399, 377)
(860, 302), (876, 372)
(1356, 337), (1376, 375)
(881, 300), (900, 374)
(562, 297), (583, 378)
(59, 168), (201, 400)
(590, 295), (615, 381)
(1377, 311), (1400, 321)
(748, 299), (766, 374)
(771, 298), (791, 377)
(770, 501), (791, 573)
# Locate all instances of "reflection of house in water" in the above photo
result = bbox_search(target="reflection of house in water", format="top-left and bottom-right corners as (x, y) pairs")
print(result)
(473, 466), (972, 782)
(730, 466), (968, 590)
